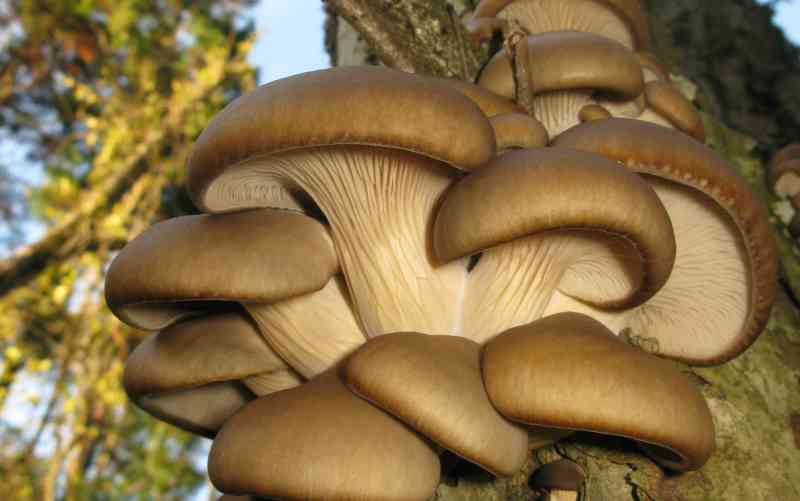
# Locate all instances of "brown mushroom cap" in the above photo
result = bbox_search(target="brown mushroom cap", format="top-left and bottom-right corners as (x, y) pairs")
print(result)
(344, 333), (528, 476)
(208, 368), (440, 500)
(188, 66), (495, 213)
(434, 147), (675, 342)
(105, 209), (338, 331)
(553, 118), (777, 364)
(479, 32), (644, 101)
(483, 312), (716, 471)
(641, 80), (705, 142)
(489, 112), (549, 151)
(124, 313), (301, 437)
(470, 0), (651, 50)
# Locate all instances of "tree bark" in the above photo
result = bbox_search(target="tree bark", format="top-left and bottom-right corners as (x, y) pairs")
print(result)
(324, 1), (800, 499)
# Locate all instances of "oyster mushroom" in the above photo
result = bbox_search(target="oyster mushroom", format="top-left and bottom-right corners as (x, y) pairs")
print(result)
(483, 312), (716, 471)
(105, 208), (365, 378)
(478, 32), (644, 136)
(208, 368), (440, 501)
(344, 332), (528, 476)
(434, 147), (676, 343)
(468, 0), (652, 51)
(187, 66), (497, 337)
(124, 312), (301, 437)
(553, 118), (778, 364)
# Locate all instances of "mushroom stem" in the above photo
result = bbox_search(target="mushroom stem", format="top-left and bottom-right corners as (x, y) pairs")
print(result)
(241, 146), (468, 337)
(462, 232), (640, 343)
(244, 276), (366, 378)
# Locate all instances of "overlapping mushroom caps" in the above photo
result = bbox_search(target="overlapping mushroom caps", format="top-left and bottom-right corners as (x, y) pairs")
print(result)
(209, 368), (441, 501)
(478, 31), (645, 136)
(187, 66), (498, 337)
(482, 313), (716, 471)
(434, 147), (676, 343)
(123, 312), (300, 437)
(469, 1), (706, 140)
(104, 53), (777, 496)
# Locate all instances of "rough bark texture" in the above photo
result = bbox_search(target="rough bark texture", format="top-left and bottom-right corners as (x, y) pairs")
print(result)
(323, 0), (800, 499)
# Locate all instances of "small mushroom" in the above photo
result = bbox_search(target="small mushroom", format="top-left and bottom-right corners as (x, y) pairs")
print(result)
(489, 112), (549, 151)
(530, 460), (585, 501)
(553, 118), (778, 364)
(468, 0), (652, 51)
(208, 368), (440, 500)
(478, 32), (644, 135)
(344, 332), (528, 476)
(434, 147), (675, 343)
(483, 312), (716, 471)
(123, 312), (301, 437)
(187, 67), (498, 337)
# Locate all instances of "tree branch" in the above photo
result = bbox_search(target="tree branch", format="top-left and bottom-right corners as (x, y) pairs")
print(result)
(325, 0), (486, 80)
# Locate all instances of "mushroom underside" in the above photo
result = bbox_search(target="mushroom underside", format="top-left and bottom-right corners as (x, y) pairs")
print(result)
(545, 177), (750, 361)
(497, 0), (636, 49)
(203, 145), (470, 338)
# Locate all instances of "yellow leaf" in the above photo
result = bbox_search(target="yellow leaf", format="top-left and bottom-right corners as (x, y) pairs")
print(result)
(4, 346), (22, 364)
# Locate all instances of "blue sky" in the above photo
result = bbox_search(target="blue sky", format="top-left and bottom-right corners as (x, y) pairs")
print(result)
(245, 1), (800, 86)
(772, 0), (800, 43)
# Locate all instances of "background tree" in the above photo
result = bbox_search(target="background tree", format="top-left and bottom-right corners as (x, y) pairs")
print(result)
(0, 1), (255, 499)
(0, 0), (799, 499)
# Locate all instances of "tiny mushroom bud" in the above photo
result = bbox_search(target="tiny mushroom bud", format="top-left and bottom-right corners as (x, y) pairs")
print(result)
(483, 312), (716, 471)
(530, 460), (585, 501)
(345, 333), (528, 476)
(469, 0), (652, 51)
(553, 119), (778, 364)
(208, 368), (441, 501)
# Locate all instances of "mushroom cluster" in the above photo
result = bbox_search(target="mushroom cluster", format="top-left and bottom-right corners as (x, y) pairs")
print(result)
(769, 143), (800, 237)
(104, 1), (778, 500)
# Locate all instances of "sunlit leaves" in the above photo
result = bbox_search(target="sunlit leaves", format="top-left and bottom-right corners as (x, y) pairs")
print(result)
(0, 0), (257, 498)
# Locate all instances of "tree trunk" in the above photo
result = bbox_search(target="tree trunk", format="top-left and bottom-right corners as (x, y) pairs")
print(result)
(324, 1), (800, 499)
